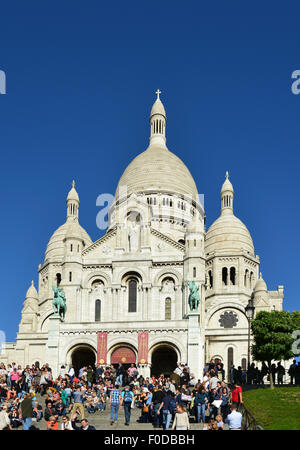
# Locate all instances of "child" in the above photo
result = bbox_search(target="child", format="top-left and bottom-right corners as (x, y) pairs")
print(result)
(171, 403), (190, 430)
(216, 414), (224, 430)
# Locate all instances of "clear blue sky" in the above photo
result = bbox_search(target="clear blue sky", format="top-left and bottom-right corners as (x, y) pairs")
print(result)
(0, 1), (299, 341)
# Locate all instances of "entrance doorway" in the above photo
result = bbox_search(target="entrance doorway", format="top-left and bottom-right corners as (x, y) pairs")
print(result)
(151, 345), (178, 377)
(71, 345), (96, 376)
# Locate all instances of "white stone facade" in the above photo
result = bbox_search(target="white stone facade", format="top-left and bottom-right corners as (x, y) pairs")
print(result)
(1, 93), (284, 380)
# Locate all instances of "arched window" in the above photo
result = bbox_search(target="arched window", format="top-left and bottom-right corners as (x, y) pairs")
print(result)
(178, 239), (185, 245)
(95, 300), (101, 322)
(228, 347), (234, 382)
(222, 267), (228, 286)
(70, 244), (73, 252)
(165, 297), (171, 320)
(208, 270), (213, 288)
(244, 269), (249, 287)
(128, 279), (137, 313)
(241, 358), (247, 370)
(69, 272), (72, 282)
(56, 273), (61, 286)
(230, 267), (236, 285)
(193, 267), (196, 278)
(249, 272), (254, 289)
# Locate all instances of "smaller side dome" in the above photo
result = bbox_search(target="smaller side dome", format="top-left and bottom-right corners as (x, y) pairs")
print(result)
(254, 273), (268, 293)
(26, 280), (38, 299)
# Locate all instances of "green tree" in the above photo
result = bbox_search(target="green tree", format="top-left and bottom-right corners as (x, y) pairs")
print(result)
(291, 311), (300, 357)
(251, 310), (294, 389)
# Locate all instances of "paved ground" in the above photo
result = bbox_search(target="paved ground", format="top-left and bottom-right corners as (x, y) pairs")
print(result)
(31, 396), (228, 430)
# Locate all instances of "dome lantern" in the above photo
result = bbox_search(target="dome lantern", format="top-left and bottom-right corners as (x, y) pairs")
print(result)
(221, 171), (234, 216)
(149, 89), (167, 147)
(67, 180), (79, 221)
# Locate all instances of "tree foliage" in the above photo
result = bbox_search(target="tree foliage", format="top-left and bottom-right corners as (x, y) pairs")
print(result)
(251, 310), (295, 364)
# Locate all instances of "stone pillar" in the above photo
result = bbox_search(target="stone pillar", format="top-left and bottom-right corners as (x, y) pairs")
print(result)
(187, 312), (203, 380)
(46, 315), (61, 379)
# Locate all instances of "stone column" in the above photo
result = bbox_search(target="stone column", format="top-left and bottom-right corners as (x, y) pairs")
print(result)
(187, 312), (204, 380)
(46, 315), (61, 379)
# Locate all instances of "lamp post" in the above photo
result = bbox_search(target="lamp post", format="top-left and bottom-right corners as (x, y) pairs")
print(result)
(245, 296), (255, 371)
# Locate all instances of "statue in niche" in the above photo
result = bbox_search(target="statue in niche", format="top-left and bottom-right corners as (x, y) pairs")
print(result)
(162, 278), (175, 294)
(128, 219), (139, 252)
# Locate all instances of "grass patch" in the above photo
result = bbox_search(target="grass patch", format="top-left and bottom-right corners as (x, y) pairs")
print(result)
(243, 387), (300, 430)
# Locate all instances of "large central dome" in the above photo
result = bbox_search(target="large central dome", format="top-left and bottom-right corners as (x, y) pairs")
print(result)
(115, 144), (199, 201)
(115, 91), (199, 203)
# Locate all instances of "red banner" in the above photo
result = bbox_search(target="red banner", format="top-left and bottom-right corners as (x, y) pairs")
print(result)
(97, 332), (107, 365)
(138, 331), (148, 364)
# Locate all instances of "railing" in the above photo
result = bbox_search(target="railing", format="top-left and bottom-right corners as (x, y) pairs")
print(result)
(240, 403), (263, 430)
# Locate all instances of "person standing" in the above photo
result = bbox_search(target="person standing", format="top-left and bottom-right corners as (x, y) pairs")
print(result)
(231, 383), (243, 410)
(109, 385), (122, 425)
(21, 393), (34, 430)
(71, 385), (85, 420)
(195, 387), (208, 424)
(225, 404), (242, 430)
(157, 391), (173, 430)
(116, 363), (125, 387)
(171, 404), (190, 430)
(95, 364), (104, 383)
(152, 385), (165, 429)
(68, 365), (75, 383)
(288, 360), (297, 385)
(121, 386), (134, 426)
(276, 362), (285, 385)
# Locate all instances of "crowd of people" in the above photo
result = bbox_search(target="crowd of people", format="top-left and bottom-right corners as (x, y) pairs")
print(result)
(0, 357), (298, 431)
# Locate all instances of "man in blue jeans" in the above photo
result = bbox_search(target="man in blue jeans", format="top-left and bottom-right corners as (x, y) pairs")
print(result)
(21, 393), (34, 430)
(109, 386), (122, 425)
(121, 386), (134, 425)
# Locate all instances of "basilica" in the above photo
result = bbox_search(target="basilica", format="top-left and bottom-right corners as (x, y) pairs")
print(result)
(1, 92), (284, 379)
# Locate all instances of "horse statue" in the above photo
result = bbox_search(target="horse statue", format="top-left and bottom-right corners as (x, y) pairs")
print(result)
(185, 280), (200, 312)
(52, 284), (67, 321)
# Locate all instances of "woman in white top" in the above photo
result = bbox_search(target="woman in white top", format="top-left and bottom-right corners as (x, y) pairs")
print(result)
(172, 404), (190, 430)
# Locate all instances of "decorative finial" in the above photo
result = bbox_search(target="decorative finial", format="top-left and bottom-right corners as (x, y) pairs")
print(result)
(155, 89), (161, 100)
(259, 272), (262, 279)
(31, 280), (34, 286)
(225, 171), (229, 179)
(72, 180), (75, 189)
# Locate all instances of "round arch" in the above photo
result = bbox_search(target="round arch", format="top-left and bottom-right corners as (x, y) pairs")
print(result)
(153, 267), (183, 287)
(149, 342), (179, 377)
(67, 343), (97, 376)
(107, 342), (138, 366)
(205, 302), (248, 328)
(82, 271), (111, 289)
(116, 266), (147, 284)
(37, 309), (54, 332)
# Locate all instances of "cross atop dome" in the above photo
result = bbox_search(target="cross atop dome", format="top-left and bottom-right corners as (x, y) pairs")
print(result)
(225, 171), (229, 179)
(155, 89), (161, 100)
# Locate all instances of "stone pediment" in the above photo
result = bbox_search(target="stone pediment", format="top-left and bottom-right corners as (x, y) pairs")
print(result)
(22, 304), (36, 314)
(150, 228), (185, 254)
(254, 295), (270, 307)
(82, 229), (117, 258)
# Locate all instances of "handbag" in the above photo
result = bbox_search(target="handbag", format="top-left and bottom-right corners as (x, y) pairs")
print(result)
(143, 405), (149, 413)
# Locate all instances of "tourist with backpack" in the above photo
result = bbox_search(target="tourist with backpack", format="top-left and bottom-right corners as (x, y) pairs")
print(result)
(121, 386), (134, 425)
